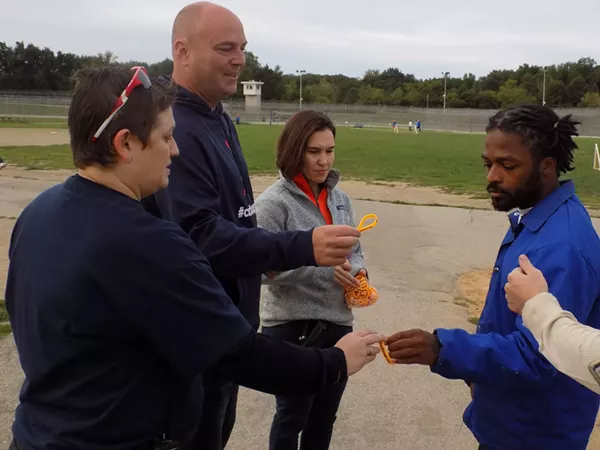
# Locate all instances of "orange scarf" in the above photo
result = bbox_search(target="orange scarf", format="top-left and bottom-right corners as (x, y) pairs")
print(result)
(292, 173), (333, 225)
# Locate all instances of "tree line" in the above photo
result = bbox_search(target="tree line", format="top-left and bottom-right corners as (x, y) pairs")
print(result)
(2, 41), (600, 109)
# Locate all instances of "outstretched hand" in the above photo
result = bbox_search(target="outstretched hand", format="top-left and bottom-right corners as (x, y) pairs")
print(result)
(312, 225), (360, 267)
(386, 329), (440, 366)
(335, 329), (386, 375)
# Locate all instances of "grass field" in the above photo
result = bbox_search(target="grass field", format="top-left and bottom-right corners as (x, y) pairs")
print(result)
(0, 300), (9, 337)
(0, 118), (67, 129)
(2, 125), (600, 207)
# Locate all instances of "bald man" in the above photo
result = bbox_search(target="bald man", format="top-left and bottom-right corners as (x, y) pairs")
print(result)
(142, 3), (363, 449)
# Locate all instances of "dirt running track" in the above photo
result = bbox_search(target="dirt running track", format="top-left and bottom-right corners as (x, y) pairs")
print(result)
(0, 128), (69, 147)
(2, 170), (600, 449)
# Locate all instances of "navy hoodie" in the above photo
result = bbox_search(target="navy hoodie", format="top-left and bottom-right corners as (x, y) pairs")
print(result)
(144, 85), (316, 329)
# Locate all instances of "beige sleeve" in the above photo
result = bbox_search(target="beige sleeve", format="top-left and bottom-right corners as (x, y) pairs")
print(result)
(522, 292), (600, 394)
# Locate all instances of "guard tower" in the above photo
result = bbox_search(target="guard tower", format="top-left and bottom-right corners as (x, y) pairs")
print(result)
(241, 80), (264, 114)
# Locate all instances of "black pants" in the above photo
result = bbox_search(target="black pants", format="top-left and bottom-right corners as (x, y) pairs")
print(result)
(261, 320), (352, 450)
(188, 373), (239, 450)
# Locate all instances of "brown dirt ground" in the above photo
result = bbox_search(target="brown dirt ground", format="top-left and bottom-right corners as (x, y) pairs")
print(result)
(252, 175), (493, 210)
(0, 128), (69, 147)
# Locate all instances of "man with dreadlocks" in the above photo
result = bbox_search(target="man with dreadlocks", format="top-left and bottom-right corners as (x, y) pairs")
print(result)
(384, 104), (600, 449)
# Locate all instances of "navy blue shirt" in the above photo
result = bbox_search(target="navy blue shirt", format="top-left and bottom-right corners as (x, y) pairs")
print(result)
(432, 180), (600, 449)
(7, 175), (345, 450)
(144, 86), (316, 329)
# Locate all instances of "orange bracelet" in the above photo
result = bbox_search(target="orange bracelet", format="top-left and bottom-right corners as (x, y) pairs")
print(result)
(379, 341), (394, 364)
(357, 214), (378, 232)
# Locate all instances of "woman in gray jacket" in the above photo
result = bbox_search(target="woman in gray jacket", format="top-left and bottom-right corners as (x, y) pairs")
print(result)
(256, 110), (374, 450)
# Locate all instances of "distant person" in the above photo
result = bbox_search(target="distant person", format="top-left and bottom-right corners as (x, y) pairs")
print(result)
(256, 110), (377, 450)
(141, 2), (366, 449)
(385, 104), (600, 449)
(416, 119), (421, 132)
(5, 65), (384, 450)
(408, 120), (413, 132)
(392, 119), (398, 133)
(235, 113), (240, 125)
(0, 156), (6, 170)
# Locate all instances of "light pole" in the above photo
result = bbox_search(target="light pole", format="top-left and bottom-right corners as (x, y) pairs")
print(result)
(442, 71), (449, 113)
(296, 69), (306, 110)
(542, 67), (547, 106)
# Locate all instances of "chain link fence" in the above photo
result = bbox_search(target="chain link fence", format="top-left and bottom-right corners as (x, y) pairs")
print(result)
(2, 92), (600, 136)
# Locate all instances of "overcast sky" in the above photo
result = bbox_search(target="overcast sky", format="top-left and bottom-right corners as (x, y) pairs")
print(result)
(3, 0), (599, 79)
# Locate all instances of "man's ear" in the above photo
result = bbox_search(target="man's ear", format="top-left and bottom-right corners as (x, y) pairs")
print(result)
(173, 39), (190, 68)
(112, 129), (135, 163)
(540, 156), (557, 177)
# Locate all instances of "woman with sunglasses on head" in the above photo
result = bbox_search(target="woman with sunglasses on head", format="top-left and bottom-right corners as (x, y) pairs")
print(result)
(5, 67), (384, 450)
(255, 110), (377, 450)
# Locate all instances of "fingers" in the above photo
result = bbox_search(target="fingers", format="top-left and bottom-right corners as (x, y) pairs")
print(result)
(360, 333), (388, 346)
(330, 224), (361, 238)
(335, 268), (359, 287)
(518, 254), (534, 274)
(329, 236), (360, 250)
(387, 336), (422, 353)
(388, 345), (423, 360)
(313, 226), (360, 267)
(334, 274), (353, 288)
(322, 242), (358, 266)
(393, 356), (424, 365)
(367, 345), (381, 356)
(352, 328), (376, 338)
(386, 329), (422, 344)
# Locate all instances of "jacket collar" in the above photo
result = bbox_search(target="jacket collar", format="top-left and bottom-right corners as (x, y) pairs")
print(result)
(520, 180), (576, 232)
(160, 76), (224, 116)
(280, 169), (340, 198)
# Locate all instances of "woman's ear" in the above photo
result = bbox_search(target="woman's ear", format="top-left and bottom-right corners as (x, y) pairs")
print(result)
(112, 129), (135, 163)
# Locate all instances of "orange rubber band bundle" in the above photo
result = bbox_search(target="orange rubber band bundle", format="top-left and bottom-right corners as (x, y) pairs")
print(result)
(344, 273), (378, 307)
(344, 214), (379, 308)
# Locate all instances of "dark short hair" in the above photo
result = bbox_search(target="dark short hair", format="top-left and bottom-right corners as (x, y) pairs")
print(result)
(68, 67), (175, 169)
(276, 110), (336, 179)
(486, 104), (580, 175)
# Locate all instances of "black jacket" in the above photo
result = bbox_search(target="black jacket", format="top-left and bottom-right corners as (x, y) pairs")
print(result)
(143, 85), (316, 329)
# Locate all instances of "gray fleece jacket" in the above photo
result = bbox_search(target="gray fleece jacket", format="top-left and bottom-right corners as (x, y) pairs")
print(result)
(255, 169), (365, 328)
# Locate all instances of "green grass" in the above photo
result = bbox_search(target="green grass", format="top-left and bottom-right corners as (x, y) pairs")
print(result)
(0, 121), (67, 129)
(0, 299), (7, 322)
(468, 316), (480, 325)
(0, 117), (67, 128)
(0, 299), (10, 337)
(0, 144), (73, 170)
(240, 126), (600, 208)
(2, 125), (600, 207)
(0, 323), (12, 337)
